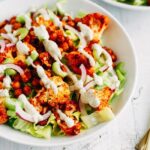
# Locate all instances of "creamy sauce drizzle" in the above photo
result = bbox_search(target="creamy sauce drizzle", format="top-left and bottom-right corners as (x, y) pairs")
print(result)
(36, 8), (50, 20)
(92, 44), (112, 68)
(57, 109), (74, 128)
(18, 94), (51, 123)
(16, 41), (29, 55)
(1, 33), (17, 44)
(65, 24), (95, 67)
(36, 65), (58, 94)
(24, 14), (32, 30)
(3, 75), (11, 89)
(43, 40), (62, 62)
(92, 44), (120, 89)
(93, 73), (103, 86)
(77, 22), (94, 42)
(80, 89), (100, 108)
(34, 25), (49, 40)
(0, 89), (9, 97)
(4, 25), (12, 33)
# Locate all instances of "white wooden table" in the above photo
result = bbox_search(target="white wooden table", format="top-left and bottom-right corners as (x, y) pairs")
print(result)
(1, 1), (150, 149)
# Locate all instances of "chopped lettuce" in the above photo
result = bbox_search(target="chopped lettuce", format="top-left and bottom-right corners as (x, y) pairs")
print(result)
(47, 113), (64, 136)
(13, 118), (51, 139)
(109, 62), (126, 104)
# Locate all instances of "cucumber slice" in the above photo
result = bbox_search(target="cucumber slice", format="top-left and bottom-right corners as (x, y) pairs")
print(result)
(81, 107), (115, 128)
(65, 30), (78, 41)
(98, 107), (115, 122)
(15, 28), (29, 40)
(5, 68), (16, 76)
(16, 15), (25, 24)
(3, 58), (14, 64)
(52, 62), (67, 78)
(5, 98), (24, 110)
(30, 50), (39, 61)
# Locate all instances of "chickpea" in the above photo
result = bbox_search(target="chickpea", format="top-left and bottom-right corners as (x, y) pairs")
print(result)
(14, 89), (23, 97)
(23, 85), (32, 96)
(12, 81), (21, 89)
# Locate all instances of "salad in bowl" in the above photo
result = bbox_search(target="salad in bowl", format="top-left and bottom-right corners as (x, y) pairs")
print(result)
(0, 0), (126, 139)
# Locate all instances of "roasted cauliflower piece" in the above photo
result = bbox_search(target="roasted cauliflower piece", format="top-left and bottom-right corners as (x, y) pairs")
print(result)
(54, 101), (81, 135)
(0, 103), (8, 124)
(65, 51), (94, 76)
(30, 76), (71, 112)
(95, 87), (114, 110)
(80, 13), (109, 40)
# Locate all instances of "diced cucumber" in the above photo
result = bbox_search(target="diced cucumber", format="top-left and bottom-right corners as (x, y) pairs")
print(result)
(30, 50), (39, 61)
(25, 56), (33, 66)
(52, 62), (67, 78)
(5, 98), (24, 110)
(3, 58), (14, 64)
(15, 28), (29, 40)
(65, 30), (78, 41)
(81, 107), (115, 128)
(7, 110), (17, 118)
(16, 15), (25, 24)
(5, 68), (16, 76)
(72, 111), (81, 121)
(98, 107), (115, 122)
(93, 48), (100, 61)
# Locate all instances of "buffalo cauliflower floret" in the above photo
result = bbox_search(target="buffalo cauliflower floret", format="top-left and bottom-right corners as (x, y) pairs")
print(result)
(80, 13), (109, 40)
(30, 76), (71, 112)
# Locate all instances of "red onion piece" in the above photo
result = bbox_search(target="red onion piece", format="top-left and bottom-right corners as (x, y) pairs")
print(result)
(80, 64), (87, 82)
(84, 80), (96, 90)
(0, 40), (5, 53)
(6, 43), (15, 47)
(0, 64), (24, 75)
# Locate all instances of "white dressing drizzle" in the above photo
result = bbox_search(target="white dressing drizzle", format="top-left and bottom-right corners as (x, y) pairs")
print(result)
(34, 25), (49, 40)
(36, 65), (58, 94)
(107, 67), (120, 90)
(57, 109), (74, 128)
(0, 89), (9, 97)
(3, 75), (11, 89)
(0, 64), (24, 75)
(43, 40), (62, 62)
(16, 41), (29, 55)
(65, 25), (86, 48)
(24, 14), (32, 30)
(93, 73), (103, 86)
(80, 89), (100, 108)
(78, 47), (95, 67)
(48, 10), (62, 27)
(65, 24), (95, 67)
(1, 33), (17, 44)
(4, 25), (12, 33)
(77, 22), (94, 42)
(18, 94), (51, 123)
(92, 44), (112, 68)
(35, 8), (50, 20)
(92, 43), (120, 89)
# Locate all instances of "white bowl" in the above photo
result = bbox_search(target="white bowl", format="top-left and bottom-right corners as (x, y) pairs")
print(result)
(102, 0), (150, 11)
(0, 0), (137, 147)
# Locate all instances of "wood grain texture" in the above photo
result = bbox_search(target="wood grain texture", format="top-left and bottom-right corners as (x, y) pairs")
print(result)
(1, 0), (150, 149)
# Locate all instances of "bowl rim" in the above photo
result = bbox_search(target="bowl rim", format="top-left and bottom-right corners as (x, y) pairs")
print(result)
(102, 0), (150, 11)
(0, 0), (138, 147)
